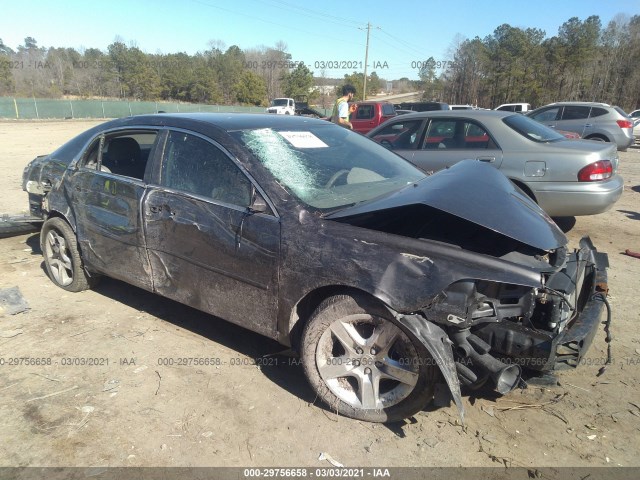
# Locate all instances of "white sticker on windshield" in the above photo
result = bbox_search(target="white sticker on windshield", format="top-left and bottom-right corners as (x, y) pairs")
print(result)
(278, 131), (328, 148)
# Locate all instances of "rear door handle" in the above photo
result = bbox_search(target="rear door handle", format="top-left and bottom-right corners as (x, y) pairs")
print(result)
(477, 156), (496, 163)
(584, 123), (593, 127)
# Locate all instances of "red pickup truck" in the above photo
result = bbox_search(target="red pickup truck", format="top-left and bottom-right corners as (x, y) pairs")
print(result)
(349, 101), (396, 134)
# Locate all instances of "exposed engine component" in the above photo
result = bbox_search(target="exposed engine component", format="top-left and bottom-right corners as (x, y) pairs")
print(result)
(452, 329), (521, 394)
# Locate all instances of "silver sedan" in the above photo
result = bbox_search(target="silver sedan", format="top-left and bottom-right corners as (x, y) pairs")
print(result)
(367, 110), (623, 216)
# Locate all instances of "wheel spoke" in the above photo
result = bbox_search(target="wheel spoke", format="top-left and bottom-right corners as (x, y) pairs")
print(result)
(46, 231), (57, 250)
(357, 369), (380, 410)
(59, 251), (72, 270)
(330, 320), (365, 354)
(57, 235), (67, 252)
(369, 321), (400, 355)
(318, 358), (355, 380)
(378, 358), (419, 386)
(50, 256), (73, 286)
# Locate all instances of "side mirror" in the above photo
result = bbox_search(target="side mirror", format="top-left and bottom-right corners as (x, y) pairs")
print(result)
(249, 192), (269, 214)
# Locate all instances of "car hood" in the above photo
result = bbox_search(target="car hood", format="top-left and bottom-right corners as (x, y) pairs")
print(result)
(326, 160), (567, 252)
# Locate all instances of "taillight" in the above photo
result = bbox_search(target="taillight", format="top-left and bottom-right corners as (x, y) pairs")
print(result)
(578, 160), (613, 182)
(617, 119), (633, 129)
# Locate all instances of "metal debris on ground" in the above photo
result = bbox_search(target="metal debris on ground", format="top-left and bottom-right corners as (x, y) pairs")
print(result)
(318, 452), (344, 467)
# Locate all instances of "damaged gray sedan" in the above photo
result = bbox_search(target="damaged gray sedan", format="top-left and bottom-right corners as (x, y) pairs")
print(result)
(22, 113), (609, 422)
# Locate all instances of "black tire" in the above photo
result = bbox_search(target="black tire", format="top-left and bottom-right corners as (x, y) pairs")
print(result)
(585, 134), (609, 143)
(40, 217), (99, 292)
(301, 294), (438, 422)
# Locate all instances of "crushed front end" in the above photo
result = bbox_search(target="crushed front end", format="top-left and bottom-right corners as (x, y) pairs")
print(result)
(417, 236), (609, 397)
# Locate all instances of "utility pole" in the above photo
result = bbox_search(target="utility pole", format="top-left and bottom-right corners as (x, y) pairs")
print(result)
(360, 22), (379, 101)
(363, 22), (371, 101)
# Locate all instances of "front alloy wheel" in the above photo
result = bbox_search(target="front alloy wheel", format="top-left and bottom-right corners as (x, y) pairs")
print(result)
(301, 294), (438, 422)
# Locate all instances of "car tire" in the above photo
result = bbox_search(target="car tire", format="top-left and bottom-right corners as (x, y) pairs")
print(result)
(585, 134), (609, 142)
(301, 293), (438, 422)
(41, 217), (99, 292)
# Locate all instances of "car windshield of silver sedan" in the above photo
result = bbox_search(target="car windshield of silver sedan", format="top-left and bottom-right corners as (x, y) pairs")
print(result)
(235, 126), (425, 210)
(503, 114), (566, 142)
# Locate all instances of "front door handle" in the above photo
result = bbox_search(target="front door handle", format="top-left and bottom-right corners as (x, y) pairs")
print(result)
(147, 204), (174, 218)
(477, 156), (496, 163)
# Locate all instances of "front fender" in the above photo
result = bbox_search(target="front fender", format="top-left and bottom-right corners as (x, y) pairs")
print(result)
(389, 310), (464, 422)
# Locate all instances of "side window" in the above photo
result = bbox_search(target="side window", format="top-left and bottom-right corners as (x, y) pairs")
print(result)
(160, 131), (252, 208)
(356, 105), (374, 120)
(82, 131), (157, 180)
(464, 122), (492, 149)
(422, 119), (458, 149)
(422, 120), (491, 150)
(531, 107), (560, 122)
(589, 107), (608, 118)
(369, 120), (423, 150)
(561, 106), (590, 120)
(382, 104), (395, 116)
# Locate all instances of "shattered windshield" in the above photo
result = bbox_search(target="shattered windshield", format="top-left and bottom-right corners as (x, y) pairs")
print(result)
(233, 125), (425, 211)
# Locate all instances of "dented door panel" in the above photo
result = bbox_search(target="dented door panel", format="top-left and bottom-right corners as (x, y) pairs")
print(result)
(143, 189), (280, 337)
(70, 169), (153, 290)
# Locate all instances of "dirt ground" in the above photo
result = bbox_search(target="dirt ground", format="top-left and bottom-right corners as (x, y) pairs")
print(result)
(0, 120), (639, 470)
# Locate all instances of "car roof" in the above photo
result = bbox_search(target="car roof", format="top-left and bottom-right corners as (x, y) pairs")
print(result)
(545, 101), (612, 107)
(106, 113), (331, 132)
(380, 110), (514, 120)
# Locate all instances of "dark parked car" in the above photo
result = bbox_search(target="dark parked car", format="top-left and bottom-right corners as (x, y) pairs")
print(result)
(23, 113), (609, 423)
(393, 102), (450, 112)
(366, 110), (623, 216)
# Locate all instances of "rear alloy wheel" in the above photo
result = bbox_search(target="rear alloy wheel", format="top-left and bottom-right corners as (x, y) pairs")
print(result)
(41, 218), (98, 292)
(301, 294), (438, 422)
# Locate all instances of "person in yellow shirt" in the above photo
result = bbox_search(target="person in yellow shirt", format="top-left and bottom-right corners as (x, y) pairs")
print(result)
(331, 84), (357, 129)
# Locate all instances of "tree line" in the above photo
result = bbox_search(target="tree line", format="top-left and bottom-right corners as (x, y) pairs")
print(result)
(0, 36), (386, 107)
(1, 13), (639, 111)
(421, 14), (640, 110)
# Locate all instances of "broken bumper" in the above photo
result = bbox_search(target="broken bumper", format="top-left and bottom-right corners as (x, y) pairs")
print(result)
(478, 236), (610, 372)
(553, 237), (609, 370)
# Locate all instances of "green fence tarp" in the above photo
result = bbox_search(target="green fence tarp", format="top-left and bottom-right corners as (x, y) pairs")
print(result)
(0, 97), (326, 119)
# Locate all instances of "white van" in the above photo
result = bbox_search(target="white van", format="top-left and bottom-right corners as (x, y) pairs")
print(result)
(495, 103), (531, 113)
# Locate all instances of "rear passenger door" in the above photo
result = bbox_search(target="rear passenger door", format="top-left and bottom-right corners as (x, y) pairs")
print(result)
(558, 105), (591, 137)
(69, 129), (160, 290)
(412, 118), (502, 173)
(142, 129), (280, 337)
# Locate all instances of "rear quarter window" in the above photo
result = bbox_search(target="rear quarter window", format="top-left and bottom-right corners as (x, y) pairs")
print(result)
(561, 106), (590, 120)
(589, 107), (609, 118)
(382, 104), (395, 115)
